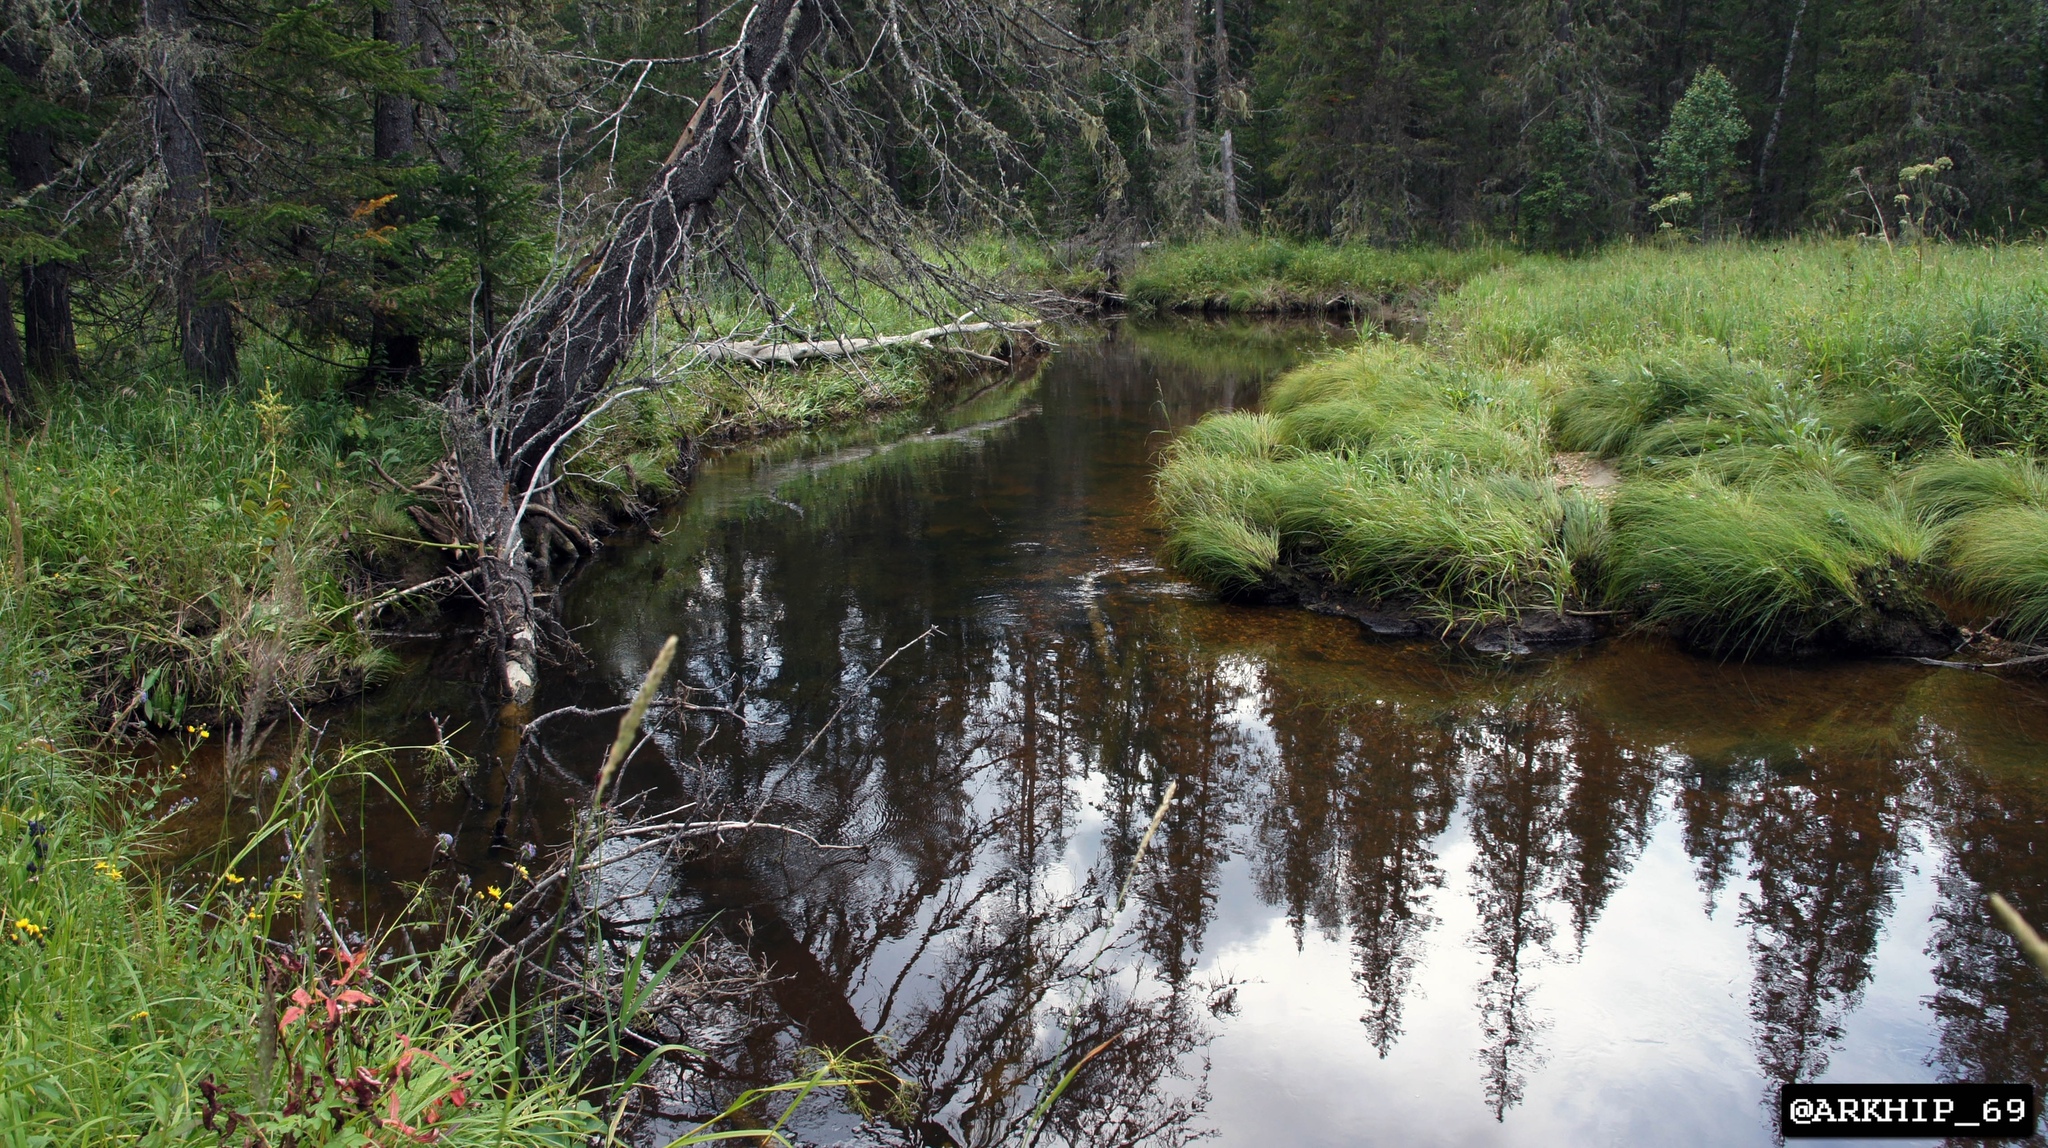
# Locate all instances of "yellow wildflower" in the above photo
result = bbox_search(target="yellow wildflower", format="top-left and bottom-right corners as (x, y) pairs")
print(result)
(501, 902), (514, 912)
(132, 1010), (148, 1020)
(485, 885), (502, 900)
(515, 865), (530, 880)
(223, 872), (245, 885)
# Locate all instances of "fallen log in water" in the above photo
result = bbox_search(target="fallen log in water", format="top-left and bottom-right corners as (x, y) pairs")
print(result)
(679, 319), (1040, 367)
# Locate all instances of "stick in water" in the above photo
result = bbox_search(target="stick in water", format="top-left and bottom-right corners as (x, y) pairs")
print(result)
(1990, 893), (2048, 982)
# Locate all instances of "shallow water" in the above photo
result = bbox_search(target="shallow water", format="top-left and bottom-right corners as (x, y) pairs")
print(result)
(290, 320), (2048, 1146)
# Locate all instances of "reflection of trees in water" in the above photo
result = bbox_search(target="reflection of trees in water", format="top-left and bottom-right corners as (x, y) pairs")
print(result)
(1922, 736), (2048, 1099)
(1668, 748), (1911, 1087)
(1255, 683), (1460, 1058)
(1463, 704), (1571, 1119)
(1738, 752), (1907, 1084)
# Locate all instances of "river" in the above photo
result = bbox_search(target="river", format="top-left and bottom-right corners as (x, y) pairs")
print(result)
(285, 319), (2048, 1147)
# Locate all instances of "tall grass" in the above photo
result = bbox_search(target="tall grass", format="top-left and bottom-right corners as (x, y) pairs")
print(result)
(1603, 477), (1933, 654)
(1158, 240), (2048, 652)
(1126, 237), (1514, 312)
(1443, 241), (2048, 454)
(1156, 342), (1573, 619)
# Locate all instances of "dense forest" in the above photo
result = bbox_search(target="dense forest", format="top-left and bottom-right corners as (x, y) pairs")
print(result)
(2, 0), (2043, 401)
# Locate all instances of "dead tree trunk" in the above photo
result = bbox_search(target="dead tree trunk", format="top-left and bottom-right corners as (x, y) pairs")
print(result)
(1212, 0), (1240, 230)
(142, 0), (237, 387)
(447, 0), (828, 705)
(1753, 0), (1811, 228)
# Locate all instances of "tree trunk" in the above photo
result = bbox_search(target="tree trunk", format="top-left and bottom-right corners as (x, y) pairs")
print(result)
(373, 0), (417, 161)
(0, 271), (26, 418)
(1178, 0), (1200, 150)
(1219, 128), (1241, 230)
(1754, 0), (1811, 229)
(1, 34), (75, 379)
(447, 0), (828, 705)
(142, 0), (237, 387)
(365, 0), (422, 388)
(1212, 0), (1240, 230)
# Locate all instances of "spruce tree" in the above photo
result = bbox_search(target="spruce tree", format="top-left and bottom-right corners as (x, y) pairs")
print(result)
(1653, 65), (1751, 236)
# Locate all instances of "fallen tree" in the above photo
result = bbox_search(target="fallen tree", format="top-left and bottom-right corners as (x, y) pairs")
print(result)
(431, 0), (1098, 707)
(680, 318), (1041, 367)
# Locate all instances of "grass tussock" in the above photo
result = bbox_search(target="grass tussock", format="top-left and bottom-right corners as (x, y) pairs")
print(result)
(1157, 341), (1571, 620)
(1603, 478), (1933, 654)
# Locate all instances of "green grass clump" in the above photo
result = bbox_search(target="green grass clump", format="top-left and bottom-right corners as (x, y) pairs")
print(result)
(1159, 512), (1283, 593)
(1126, 237), (1513, 312)
(1941, 504), (2048, 640)
(1157, 342), (1572, 618)
(1603, 477), (1933, 654)
(1304, 473), (1570, 616)
(1905, 454), (2048, 638)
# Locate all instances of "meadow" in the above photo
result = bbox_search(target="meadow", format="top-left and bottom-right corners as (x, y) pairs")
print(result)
(1156, 240), (2048, 657)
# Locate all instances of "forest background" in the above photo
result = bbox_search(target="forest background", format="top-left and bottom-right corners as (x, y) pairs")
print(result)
(2, 0), (2043, 402)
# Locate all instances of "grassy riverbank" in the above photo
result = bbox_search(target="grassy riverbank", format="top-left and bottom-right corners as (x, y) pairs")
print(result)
(1157, 240), (2048, 656)
(0, 330), (982, 1142)
(1124, 237), (1517, 313)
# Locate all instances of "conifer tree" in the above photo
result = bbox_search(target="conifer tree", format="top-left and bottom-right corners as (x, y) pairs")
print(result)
(1652, 65), (1751, 236)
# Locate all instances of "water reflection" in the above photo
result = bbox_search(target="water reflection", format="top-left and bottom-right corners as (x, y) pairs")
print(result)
(316, 320), (2048, 1146)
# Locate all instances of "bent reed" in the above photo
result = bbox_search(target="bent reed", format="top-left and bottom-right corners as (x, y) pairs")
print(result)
(1156, 240), (2048, 658)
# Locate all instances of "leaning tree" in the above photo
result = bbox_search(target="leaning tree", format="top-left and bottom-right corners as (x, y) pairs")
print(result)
(434, 0), (1115, 705)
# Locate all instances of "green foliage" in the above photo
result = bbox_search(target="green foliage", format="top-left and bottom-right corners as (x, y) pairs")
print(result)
(1941, 504), (2048, 639)
(1652, 67), (1750, 233)
(1519, 117), (1606, 251)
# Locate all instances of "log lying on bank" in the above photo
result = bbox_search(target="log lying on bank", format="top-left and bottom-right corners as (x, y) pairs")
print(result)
(680, 319), (1040, 367)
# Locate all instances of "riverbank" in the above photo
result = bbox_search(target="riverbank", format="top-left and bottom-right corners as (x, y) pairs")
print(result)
(1156, 240), (2048, 659)
(0, 327), (1017, 1142)
(1123, 237), (1517, 314)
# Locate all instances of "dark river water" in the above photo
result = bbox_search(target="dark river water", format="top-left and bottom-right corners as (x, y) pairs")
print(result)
(265, 320), (2048, 1146)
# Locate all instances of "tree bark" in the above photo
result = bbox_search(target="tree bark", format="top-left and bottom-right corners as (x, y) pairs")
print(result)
(143, 0), (237, 387)
(447, 0), (828, 705)
(365, 0), (422, 387)
(1754, 0), (1811, 228)
(0, 271), (27, 417)
(1, 33), (74, 379)
(1212, 0), (1240, 229)
(1177, 0), (1200, 150)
